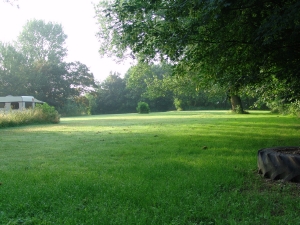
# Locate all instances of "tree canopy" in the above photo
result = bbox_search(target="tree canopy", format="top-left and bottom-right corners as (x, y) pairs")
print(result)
(17, 20), (68, 63)
(0, 19), (96, 112)
(95, 0), (300, 101)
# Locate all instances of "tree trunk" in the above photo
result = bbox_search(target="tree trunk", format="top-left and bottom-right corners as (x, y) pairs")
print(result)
(230, 95), (244, 113)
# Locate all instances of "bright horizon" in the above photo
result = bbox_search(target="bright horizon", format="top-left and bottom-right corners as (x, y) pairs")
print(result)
(0, 0), (134, 82)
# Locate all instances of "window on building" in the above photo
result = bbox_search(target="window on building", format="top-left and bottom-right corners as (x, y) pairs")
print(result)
(11, 102), (19, 109)
(25, 102), (33, 109)
(0, 102), (4, 108)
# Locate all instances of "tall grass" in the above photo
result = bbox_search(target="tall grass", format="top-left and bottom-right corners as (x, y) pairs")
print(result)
(0, 103), (60, 128)
(0, 111), (299, 224)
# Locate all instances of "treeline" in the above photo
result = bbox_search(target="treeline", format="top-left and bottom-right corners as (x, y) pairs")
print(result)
(0, 20), (96, 116)
(1, 20), (299, 117)
(95, 0), (300, 116)
(87, 63), (256, 115)
(87, 62), (299, 116)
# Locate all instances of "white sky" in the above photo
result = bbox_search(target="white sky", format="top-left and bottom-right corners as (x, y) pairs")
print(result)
(0, 0), (134, 82)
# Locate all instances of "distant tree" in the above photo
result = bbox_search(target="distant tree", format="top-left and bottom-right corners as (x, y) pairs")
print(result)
(125, 62), (227, 111)
(26, 60), (68, 108)
(125, 63), (174, 111)
(0, 20), (96, 115)
(0, 42), (28, 96)
(65, 61), (97, 96)
(91, 72), (128, 114)
(25, 60), (96, 109)
(17, 20), (67, 63)
(149, 74), (227, 111)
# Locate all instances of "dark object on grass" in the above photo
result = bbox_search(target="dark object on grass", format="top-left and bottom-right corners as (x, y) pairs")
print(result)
(258, 147), (300, 182)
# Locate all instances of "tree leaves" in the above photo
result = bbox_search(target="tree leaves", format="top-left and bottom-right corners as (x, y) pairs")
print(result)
(95, 0), (300, 100)
(0, 19), (96, 110)
(17, 20), (68, 63)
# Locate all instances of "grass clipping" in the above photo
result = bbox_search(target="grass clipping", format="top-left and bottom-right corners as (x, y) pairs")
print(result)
(0, 103), (60, 128)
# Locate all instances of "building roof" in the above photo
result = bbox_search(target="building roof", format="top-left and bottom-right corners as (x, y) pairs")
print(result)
(0, 95), (44, 103)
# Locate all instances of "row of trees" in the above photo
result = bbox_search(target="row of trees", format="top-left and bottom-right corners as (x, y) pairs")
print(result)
(0, 20), (96, 115)
(95, 0), (300, 114)
(88, 63), (256, 115)
(2, 0), (299, 116)
(1, 18), (234, 116)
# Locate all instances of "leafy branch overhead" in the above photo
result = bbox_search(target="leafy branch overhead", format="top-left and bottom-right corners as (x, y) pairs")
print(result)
(95, 0), (300, 100)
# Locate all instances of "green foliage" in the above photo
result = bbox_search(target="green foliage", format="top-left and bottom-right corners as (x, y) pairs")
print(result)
(173, 98), (182, 111)
(173, 98), (184, 111)
(17, 19), (67, 62)
(95, 0), (300, 105)
(268, 100), (300, 117)
(0, 103), (60, 128)
(136, 101), (150, 114)
(288, 100), (300, 117)
(88, 62), (233, 114)
(34, 103), (60, 123)
(245, 76), (300, 116)
(0, 19), (96, 110)
(0, 43), (29, 96)
(0, 112), (300, 224)
(58, 98), (89, 117)
(85, 93), (97, 115)
(267, 101), (287, 114)
(124, 62), (230, 112)
(125, 62), (174, 112)
(90, 72), (129, 114)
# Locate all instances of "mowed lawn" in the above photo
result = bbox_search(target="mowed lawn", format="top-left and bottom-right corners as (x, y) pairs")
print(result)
(0, 111), (299, 224)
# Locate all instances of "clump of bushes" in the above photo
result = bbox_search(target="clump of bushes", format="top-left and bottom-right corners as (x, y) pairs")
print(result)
(34, 103), (60, 123)
(288, 100), (300, 117)
(136, 101), (150, 114)
(174, 98), (184, 111)
(267, 100), (300, 117)
(0, 103), (60, 128)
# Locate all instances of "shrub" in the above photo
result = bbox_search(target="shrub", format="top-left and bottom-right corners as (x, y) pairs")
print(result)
(288, 100), (300, 117)
(267, 100), (287, 114)
(35, 103), (60, 123)
(174, 98), (184, 111)
(267, 100), (300, 117)
(0, 103), (60, 128)
(136, 102), (150, 114)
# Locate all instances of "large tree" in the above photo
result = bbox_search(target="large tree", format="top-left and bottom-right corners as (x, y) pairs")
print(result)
(0, 43), (28, 96)
(17, 20), (67, 63)
(90, 72), (128, 114)
(0, 20), (96, 111)
(95, 0), (300, 111)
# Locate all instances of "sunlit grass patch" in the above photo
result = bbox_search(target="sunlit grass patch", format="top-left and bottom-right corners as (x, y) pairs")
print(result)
(0, 111), (299, 224)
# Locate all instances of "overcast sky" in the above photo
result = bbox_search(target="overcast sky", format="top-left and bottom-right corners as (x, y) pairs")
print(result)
(0, 0), (133, 82)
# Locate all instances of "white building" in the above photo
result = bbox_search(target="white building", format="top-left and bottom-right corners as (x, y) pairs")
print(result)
(0, 95), (44, 111)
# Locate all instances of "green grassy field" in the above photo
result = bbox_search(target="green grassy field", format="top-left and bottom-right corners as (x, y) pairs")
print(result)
(0, 111), (299, 224)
